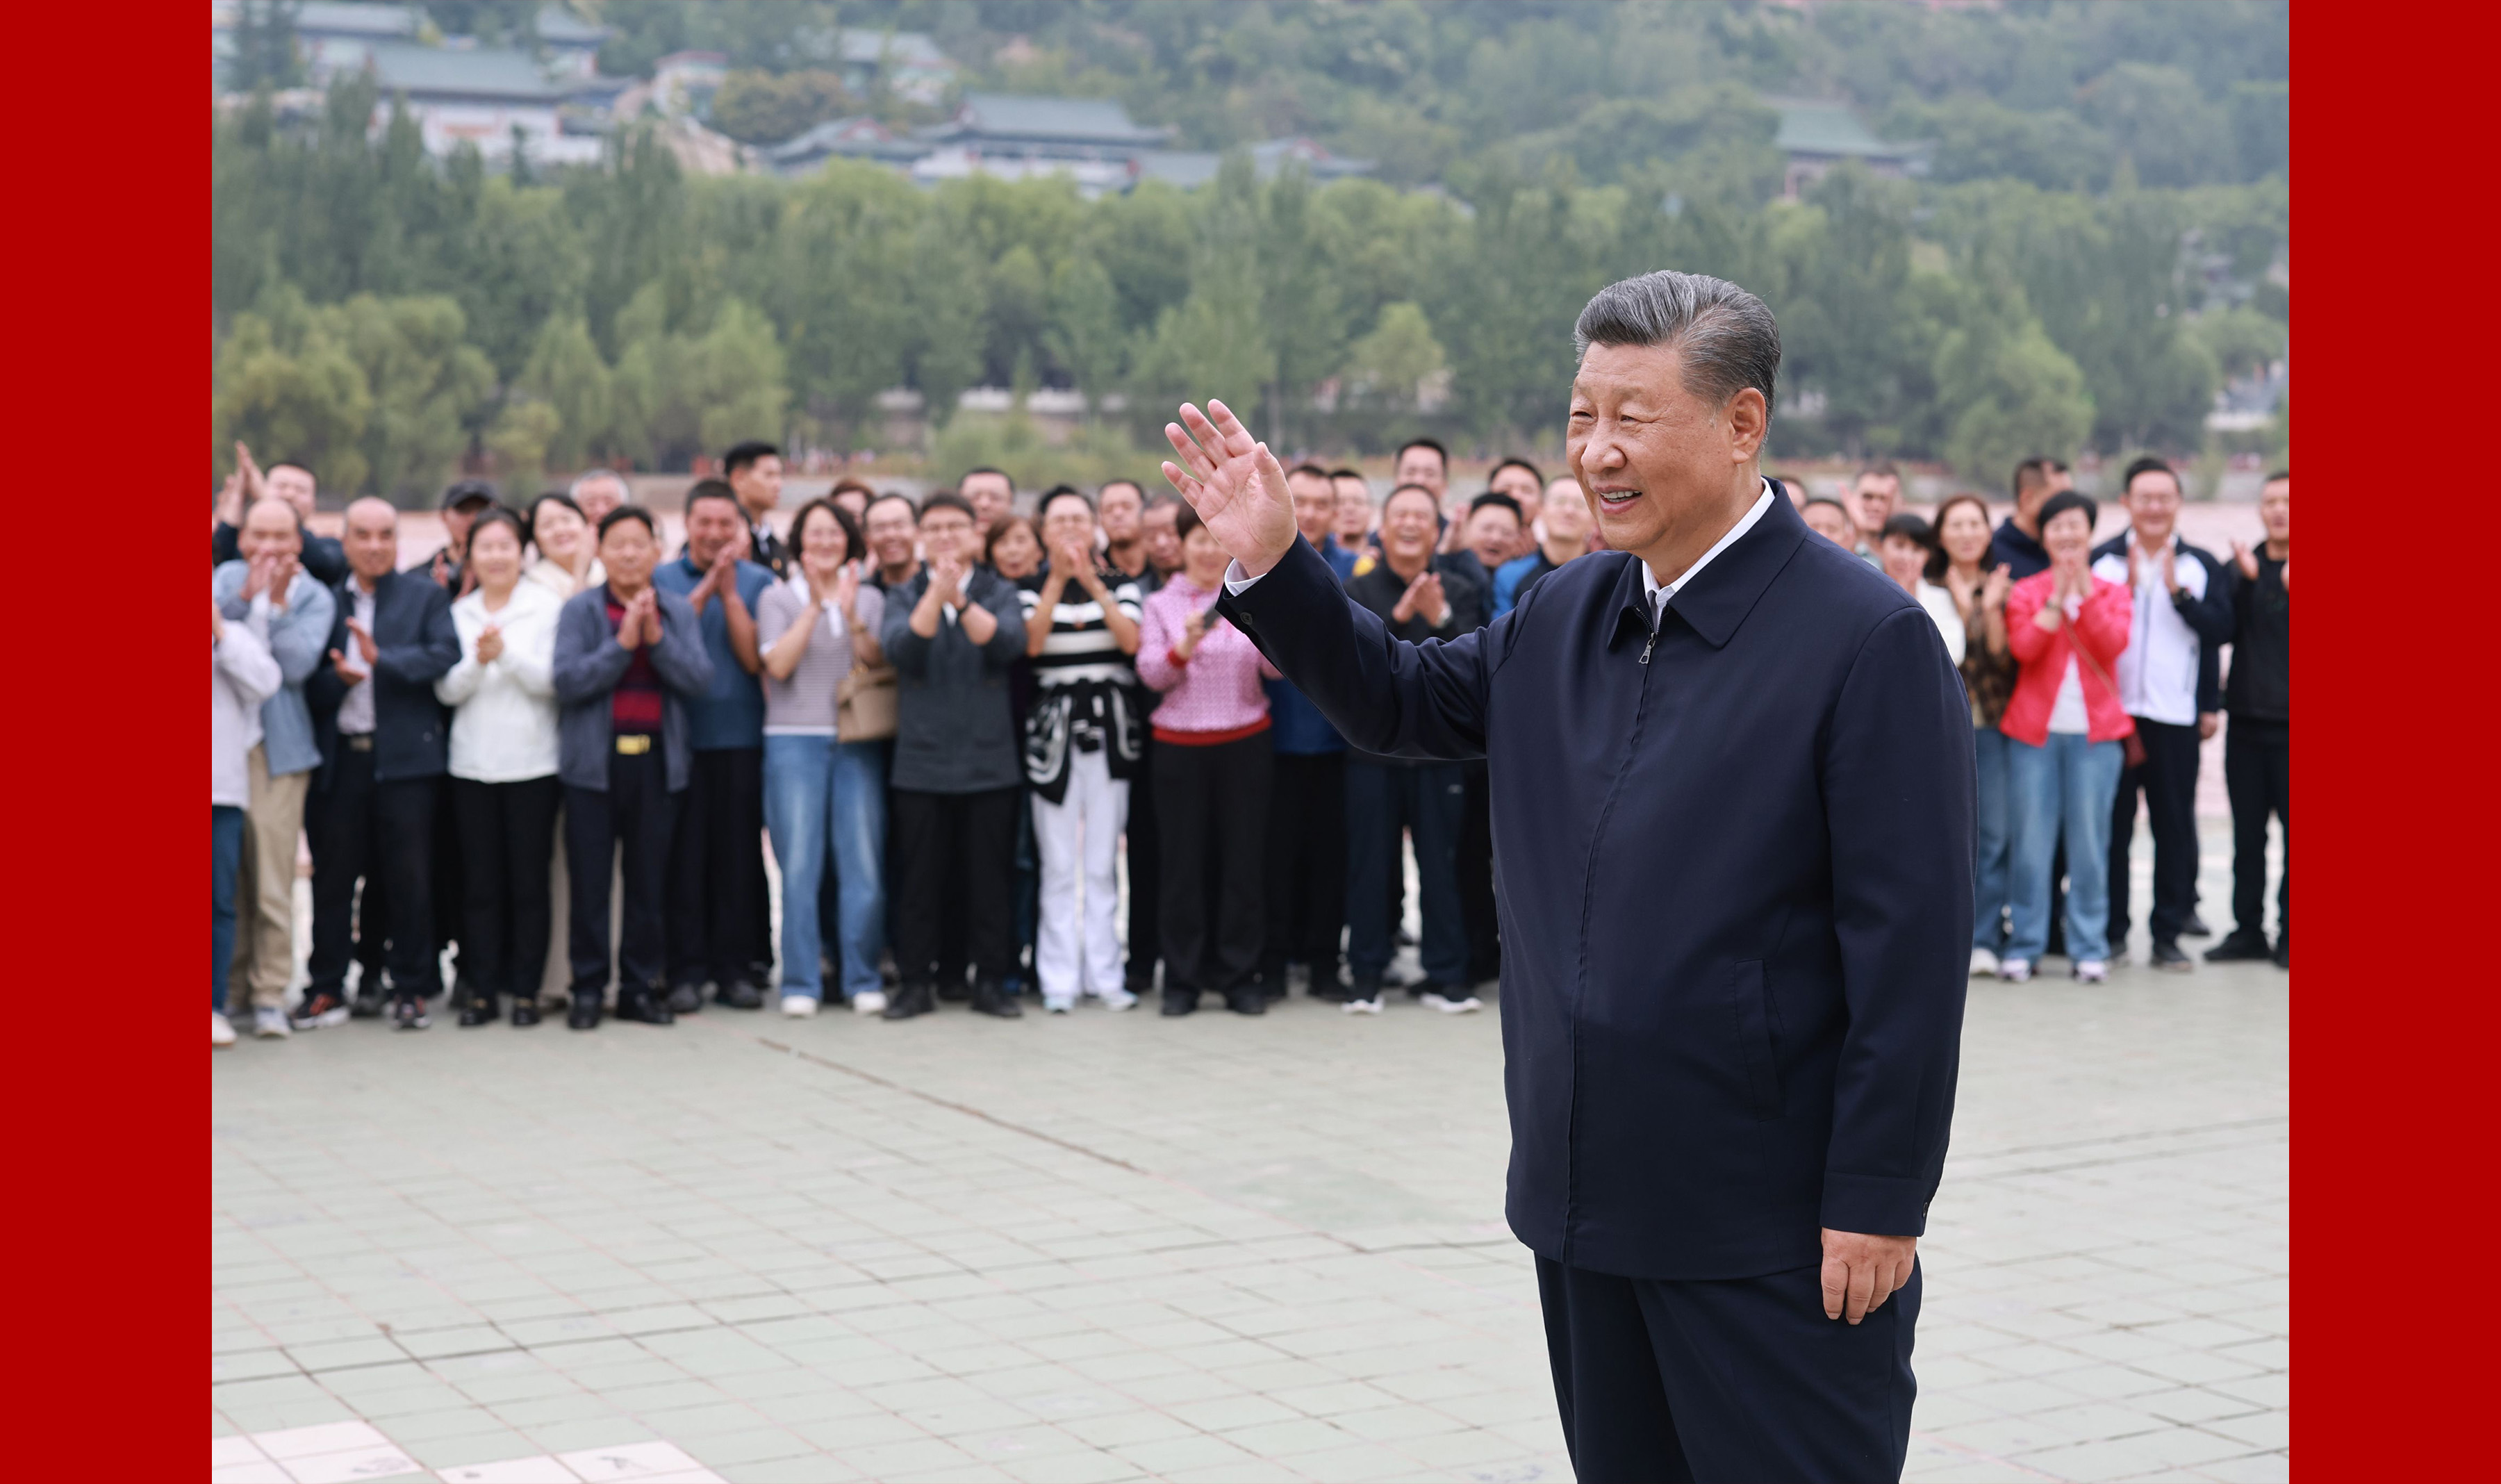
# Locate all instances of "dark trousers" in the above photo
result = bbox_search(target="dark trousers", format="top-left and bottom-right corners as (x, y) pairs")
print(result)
(1124, 742), (1163, 992)
(213, 805), (245, 1014)
(891, 786), (1021, 986)
(565, 751), (677, 999)
(1262, 750), (1346, 976)
(1344, 758), (1467, 985)
(307, 750), (442, 1000)
(666, 746), (767, 990)
(2108, 716), (2203, 946)
(451, 776), (560, 1000)
(434, 773), (465, 987)
(1537, 1256), (1917, 1484)
(1153, 735), (1272, 995)
(1458, 759), (1501, 984)
(306, 777), (386, 987)
(2225, 718), (2289, 941)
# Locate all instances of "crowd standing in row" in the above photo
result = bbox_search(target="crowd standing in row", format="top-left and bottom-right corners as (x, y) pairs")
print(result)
(210, 438), (2289, 1046)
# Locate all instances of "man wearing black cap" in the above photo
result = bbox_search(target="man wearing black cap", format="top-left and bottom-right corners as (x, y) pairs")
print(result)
(427, 481), (500, 595)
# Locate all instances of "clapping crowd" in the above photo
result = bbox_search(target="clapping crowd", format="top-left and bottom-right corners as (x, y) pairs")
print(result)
(210, 436), (2289, 1048)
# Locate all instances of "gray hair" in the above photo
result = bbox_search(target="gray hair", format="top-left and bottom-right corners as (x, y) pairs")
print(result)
(1574, 270), (1781, 418)
(568, 468), (629, 500)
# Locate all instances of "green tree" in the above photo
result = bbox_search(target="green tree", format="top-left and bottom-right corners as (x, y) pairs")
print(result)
(486, 398), (563, 486)
(709, 69), (855, 145)
(224, 1), (304, 92)
(1932, 295), (2095, 486)
(1043, 249), (1126, 414)
(331, 295), (498, 502)
(212, 306), (373, 495)
(511, 313), (616, 472)
(1343, 302), (1446, 413)
(611, 290), (789, 468)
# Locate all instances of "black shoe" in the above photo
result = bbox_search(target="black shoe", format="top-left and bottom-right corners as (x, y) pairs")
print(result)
(882, 983), (936, 1020)
(568, 995), (602, 1030)
(2149, 940), (2193, 973)
(1224, 990), (1267, 1016)
(459, 993), (502, 1027)
(1159, 991), (1199, 1016)
(971, 980), (1024, 1018)
(289, 990), (350, 1031)
(936, 979), (971, 1003)
(2204, 932), (2272, 963)
(2181, 911), (2213, 937)
(2271, 934), (2288, 970)
(616, 991), (675, 1025)
(392, 998), (431, 1031)
(667, 983), (704, 1015)
(714, 978), (763, 1010)
(349, 991), (388, 1020)
(511, 998), (541, 1028)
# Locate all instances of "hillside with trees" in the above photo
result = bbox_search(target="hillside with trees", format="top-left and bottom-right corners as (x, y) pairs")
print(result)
(211, 1), (2288, 501)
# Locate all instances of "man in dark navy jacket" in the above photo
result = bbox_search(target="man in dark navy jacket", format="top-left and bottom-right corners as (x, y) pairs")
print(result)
(302, 498), (461, 1030)
(1164, 271), (1972, 1483)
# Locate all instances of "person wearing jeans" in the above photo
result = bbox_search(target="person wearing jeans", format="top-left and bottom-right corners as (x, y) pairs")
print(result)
(2000, 491), (2135, 983)
(1333, 485), (1486, 1014)
(757, 499), (888, 1015)
(1931, 494), (2015, 973)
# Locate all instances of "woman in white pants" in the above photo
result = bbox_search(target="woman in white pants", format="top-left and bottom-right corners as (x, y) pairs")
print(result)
(1018, 488), (1146, 1013)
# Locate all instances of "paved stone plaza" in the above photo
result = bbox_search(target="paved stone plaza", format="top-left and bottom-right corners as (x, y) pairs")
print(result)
(213, 822), (2286, 1483)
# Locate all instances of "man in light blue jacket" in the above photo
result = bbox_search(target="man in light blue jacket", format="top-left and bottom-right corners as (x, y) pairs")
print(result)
(212, 498), (336, 1038)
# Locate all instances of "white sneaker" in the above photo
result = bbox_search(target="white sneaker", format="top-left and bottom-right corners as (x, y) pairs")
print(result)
(782, 994), (819, 1017)
(850, 991), (888, 1016)
(1998, 959), (2033, 983)
(253, 1006), (291, 1039)
(1343, 996), (1384, 1015)
(1098, 987), (1139, 1012)
(2073, 959), (2108, 983)
(1970, 946), (2000, 977)
(212, 1011), (236, 1048)
(1419, 992), (1483, 1014)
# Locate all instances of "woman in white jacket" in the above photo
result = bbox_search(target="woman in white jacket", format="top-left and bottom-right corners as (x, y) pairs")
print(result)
(436, 510), (564, 1027)
(214, 593), (282, 1048)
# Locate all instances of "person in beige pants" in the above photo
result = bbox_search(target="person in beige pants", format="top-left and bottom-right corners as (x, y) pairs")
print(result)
(214, 500), (336, 1037)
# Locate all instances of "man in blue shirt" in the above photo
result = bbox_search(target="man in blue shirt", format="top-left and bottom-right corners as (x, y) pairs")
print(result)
(652, 479), (775, 1011)
(1260, 464), (1360, 998)
(1989, 456), (2068, 579)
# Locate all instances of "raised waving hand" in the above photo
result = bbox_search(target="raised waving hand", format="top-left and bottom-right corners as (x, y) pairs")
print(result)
(1160, 399), (1297, 578)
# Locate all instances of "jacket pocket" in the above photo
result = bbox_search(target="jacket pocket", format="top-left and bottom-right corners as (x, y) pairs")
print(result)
(1727, 959), (1781, 1121)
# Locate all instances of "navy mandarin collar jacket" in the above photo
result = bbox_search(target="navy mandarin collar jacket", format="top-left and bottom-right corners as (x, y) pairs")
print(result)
(1220, 487), (1974, 1279)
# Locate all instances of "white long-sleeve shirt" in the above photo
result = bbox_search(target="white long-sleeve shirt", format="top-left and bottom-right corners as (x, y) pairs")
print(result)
(435, 582), (562, 782)
(213, 615), (282, 807)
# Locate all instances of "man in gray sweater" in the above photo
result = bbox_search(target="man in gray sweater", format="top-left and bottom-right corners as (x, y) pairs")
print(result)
(877, 491), (1027, 1020)
(552, 507), (714, 1029)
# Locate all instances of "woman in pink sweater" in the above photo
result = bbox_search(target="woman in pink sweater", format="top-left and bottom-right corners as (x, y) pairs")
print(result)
(1135, 504), (1281, 1016)
(1998, 490), (2135, 984)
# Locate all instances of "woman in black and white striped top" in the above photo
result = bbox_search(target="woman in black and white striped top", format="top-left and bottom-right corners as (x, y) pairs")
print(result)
(1018, 487), (1146, 1012)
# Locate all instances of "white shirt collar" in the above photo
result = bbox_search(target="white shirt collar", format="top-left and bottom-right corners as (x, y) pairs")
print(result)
(1640, 479), (1777, 616)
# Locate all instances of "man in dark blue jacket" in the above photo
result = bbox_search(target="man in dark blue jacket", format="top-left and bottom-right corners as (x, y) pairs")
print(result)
(302, 497), (461, 1030)
(1168, 270), (1972, 1483)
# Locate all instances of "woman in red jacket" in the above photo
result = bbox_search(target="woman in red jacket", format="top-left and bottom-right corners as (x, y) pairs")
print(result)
(1999, 490), (2135, 984)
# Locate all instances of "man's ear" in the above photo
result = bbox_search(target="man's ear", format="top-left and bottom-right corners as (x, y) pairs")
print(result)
(1724, 388), (1769, 462)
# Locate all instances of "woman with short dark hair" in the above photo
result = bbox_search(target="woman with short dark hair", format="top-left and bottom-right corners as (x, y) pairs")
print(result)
(2000, 491), (2134, 985)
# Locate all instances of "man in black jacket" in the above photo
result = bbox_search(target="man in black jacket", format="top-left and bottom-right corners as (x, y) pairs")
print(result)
(301, 498), (461, 1030)
(1173, 270), (1970, 1483)
(1339, 484), (1483, 1013)
(211, 444), (347, 586)
(2091, 458), (2238, 971)
(2208, 472), (2290, 968)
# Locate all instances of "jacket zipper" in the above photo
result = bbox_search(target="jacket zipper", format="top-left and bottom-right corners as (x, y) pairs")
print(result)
(1638, 615), (1660, 665)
